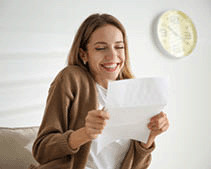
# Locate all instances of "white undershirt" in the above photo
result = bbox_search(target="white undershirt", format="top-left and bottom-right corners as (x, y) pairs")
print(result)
(85, 83), (131, 169)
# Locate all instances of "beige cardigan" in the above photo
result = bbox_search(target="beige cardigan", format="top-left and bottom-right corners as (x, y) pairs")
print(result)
(29, 65), (155, 169)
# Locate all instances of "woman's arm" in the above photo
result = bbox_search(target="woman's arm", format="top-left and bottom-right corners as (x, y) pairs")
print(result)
(69, 109), (110, 149)
(32, 71), (77, 164)
(121, 140), (155, 169)
(140, 134), (156, 149)
(68, 128), (91, 150)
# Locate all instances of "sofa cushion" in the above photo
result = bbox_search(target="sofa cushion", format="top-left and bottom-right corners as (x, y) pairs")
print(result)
(0, 127), (39, 169)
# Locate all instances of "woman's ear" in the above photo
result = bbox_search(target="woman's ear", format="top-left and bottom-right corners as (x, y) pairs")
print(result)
(79, 48), (88, 65)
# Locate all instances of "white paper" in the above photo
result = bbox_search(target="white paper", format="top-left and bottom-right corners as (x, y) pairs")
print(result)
(97, 77), (168, 154)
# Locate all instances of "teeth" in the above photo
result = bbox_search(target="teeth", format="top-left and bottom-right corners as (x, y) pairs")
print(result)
(103, 64), (117, 69)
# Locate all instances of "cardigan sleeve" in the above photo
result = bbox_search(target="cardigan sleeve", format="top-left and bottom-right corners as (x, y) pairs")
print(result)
(131, 140), (155, 169)
(121, 140), (155, 169)
(32, 70), (80, 164)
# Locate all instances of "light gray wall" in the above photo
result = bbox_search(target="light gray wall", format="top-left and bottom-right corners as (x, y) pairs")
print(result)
(0, 0), (210, 168)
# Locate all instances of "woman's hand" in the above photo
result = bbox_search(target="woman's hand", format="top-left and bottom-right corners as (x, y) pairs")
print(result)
(85, 109), (110, 140)
(141, 112), (169, 149)
(148, 112), (169, 137)
(68, 109), (109, 150)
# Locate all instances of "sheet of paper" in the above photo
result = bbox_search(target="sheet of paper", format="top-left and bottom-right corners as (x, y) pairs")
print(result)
(97, 77), (168, 154)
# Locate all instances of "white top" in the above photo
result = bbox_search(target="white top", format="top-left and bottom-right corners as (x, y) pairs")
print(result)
(85, 83), (131, 169)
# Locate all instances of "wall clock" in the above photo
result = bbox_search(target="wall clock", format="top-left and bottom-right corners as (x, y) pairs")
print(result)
(156, 10), (197, 58)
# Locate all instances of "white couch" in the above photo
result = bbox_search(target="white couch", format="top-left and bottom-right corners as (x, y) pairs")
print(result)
(0, 127), (39, 169)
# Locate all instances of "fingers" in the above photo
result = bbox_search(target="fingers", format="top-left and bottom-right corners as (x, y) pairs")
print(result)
(86, 120), (107, 130)
(98, 110), (110, 120)
(149, 121), (169, 132)
(87, 109), (110, 120)
(85, 109), (110, 139)
(159, 122), (169, 132)
(86, 128), (104, 135)
(148, 112), (169, 135)
(85, 110), (109, 127)
(86, 114), (106, 125)
(149, 114), (166, 130)
(150, 111), (165, 122)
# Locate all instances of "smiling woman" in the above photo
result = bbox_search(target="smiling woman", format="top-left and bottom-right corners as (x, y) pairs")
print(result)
(29, 13), (169, 169)
(68, 13), (134, 81)
(79, 24), (126, 88)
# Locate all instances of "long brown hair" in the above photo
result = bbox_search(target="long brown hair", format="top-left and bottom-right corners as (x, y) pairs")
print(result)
(67, 13), (134, 79)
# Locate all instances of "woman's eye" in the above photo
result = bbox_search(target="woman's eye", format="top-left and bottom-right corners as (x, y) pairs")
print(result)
(95, 46), (124, 51)
(115, 46), (124, 49)
(95, 47), (106, 51)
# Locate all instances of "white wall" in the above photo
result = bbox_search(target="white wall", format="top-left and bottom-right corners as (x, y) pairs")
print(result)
(0, 0), (210, 168)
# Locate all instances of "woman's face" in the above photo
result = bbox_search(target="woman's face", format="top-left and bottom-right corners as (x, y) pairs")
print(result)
(82, 24), (125, 88)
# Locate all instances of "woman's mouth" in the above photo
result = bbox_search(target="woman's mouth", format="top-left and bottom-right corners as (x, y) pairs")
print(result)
(101, 63), (120, 72)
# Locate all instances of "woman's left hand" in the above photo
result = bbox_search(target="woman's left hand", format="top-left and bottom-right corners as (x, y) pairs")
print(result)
(148, 112), (169, 137)
(141, 112), (169, 149)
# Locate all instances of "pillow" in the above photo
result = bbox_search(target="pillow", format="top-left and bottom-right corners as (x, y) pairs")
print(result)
(0, 127), (39, 169)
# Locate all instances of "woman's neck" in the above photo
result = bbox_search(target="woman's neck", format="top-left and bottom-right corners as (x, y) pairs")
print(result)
(96, 80), (108, 89)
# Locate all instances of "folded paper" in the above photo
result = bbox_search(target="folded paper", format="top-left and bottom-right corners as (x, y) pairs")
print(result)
(97, 77), (168, 154)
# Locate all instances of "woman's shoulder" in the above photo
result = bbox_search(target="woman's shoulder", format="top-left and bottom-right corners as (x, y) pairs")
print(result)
(61, 65), (86, 74)
(54, 65), (92, 83)
(62, 65), (90, 77)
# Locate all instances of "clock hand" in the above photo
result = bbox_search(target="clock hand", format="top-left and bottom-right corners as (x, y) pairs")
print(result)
(166, 25), (190, 46)
(166, 25), (185, 41)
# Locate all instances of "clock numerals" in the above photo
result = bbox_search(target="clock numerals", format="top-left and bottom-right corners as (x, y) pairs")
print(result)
(159, 28), (167, 37)
(169, 16), (180, 24)
(185, 26), (189, 30)
(172, 47), (183, 54)
(184, 31), (192, 40)
(186, 42), (190, 46)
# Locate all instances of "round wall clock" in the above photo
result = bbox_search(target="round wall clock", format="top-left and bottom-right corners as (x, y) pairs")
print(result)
(156, 10), (197, 58)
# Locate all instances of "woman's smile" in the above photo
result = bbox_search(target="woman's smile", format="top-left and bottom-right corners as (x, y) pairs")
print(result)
(100, 62), (120, 72)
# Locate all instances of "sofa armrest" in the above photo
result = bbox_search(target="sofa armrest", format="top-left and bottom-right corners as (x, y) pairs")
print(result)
(0, 127), (39, 169)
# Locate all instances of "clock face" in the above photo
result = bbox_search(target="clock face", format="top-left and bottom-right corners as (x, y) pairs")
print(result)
(157, 10), (197, 58)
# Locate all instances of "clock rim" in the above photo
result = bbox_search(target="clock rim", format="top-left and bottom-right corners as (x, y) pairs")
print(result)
(155, 9), (197, 58)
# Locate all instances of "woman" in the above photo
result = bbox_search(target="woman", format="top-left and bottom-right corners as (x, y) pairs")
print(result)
(30, 13), (169, 169)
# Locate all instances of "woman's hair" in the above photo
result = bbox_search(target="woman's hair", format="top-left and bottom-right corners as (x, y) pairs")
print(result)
(67, 13), (134, 79)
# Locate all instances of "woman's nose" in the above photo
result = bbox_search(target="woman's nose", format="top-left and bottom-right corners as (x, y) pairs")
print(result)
(105, 48), (117, 60)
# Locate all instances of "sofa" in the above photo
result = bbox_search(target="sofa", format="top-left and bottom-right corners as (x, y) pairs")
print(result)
(0, 127), (39, 169)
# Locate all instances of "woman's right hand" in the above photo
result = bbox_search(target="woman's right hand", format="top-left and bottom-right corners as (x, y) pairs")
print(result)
(85, 109), (110, 140)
